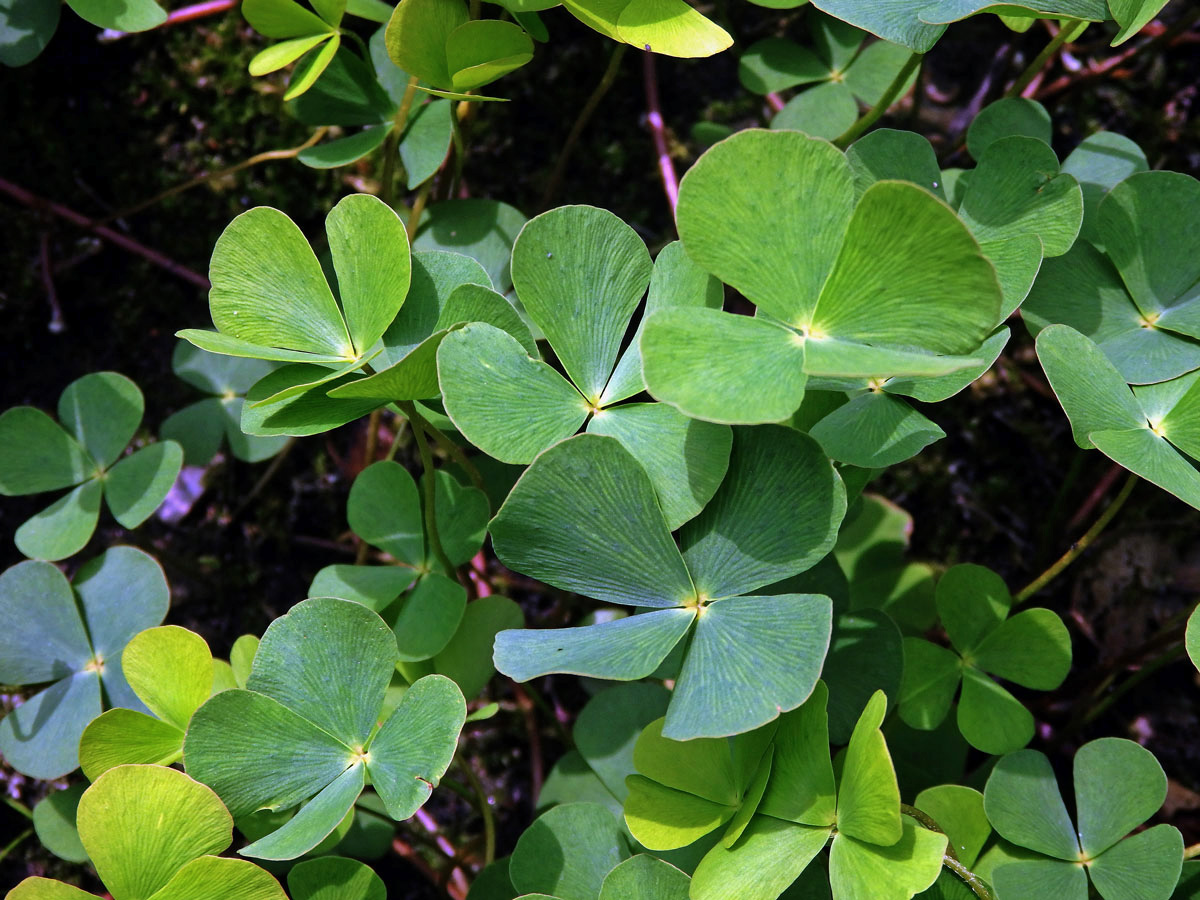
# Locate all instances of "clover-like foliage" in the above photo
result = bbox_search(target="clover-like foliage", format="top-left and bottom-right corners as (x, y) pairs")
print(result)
(7, 765), (287, 900)
(1026, 171), (1200, 385)
(491, 425), (846, 739)
(983, 739), (1183, 900)
(184, 597), (466, 860)
(160, 342), (288, 465)
(78, 625), (229, 779)
(385, 0), (534, 99)
(687, 687), (948, 900)
(438, 207), (734, 529)
(0, 547), (169, 779)
(898, 563), (1071, 754)
(642, 129), (1003, 426)
(0, 372), (183, 560)
(242, 0), (391, 100)
(1037, 324), (1200, 510)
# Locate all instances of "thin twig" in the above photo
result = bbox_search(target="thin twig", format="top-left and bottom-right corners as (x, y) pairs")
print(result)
(0, 828), (32, 864)
(1015, 472), (1138, 603)
(1081, 644), (1186, 727)
(539, 43), (627, 211)
(1007, 19), (1088, 98)
(0, 177), (210, 288)
(230, 437), (297, 521)
(834, 51), (923, 149)
(1066, 461), (1124, 532)
(512, 682), (545, 802)
(1035, 7), (1200, 101)
(39, 232), (65, 333)
(407, 179), (435, 241)
(101, 128), (329, 224)
(642, 50), (679, 215)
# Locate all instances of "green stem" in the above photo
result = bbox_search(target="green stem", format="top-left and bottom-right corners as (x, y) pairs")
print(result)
(407, 178), (434, 242)
(1007, 19), (1088, 98)
(0, 827), (31, 863)
(834, 51), (922, 149)
(381, 76), (421, 208)
(1082, 643), (1186, 727)
(942, 854), (997, 900)
(398, 401), (458, 581)
(1015, 472), (1138, 603)
(448, 110), (466, 199)
(458, 759), (496, 865)
(538, 43), (627, 211)
(419, 416), (485, 493)
(3, 797), (32, 819)
(900, 804), (946, 839)
(1185, 842), (1200, 860)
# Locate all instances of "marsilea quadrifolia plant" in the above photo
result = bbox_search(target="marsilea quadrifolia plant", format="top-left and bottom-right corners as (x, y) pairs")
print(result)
(3, 1), (1199, 898)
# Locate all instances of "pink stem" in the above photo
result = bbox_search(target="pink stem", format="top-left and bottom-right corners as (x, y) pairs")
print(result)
(161, 0), (237, 25)
(0, 177), (210, 289)
(643, 51), (678, 215)
(765, 92), (786, 113)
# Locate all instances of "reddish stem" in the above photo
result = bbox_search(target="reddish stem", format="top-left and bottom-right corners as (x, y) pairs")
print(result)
(1066, 461), (1124, 532)
(0, 177), (209, 289)
(765, 92), (786, 114)
(642, 51), (678, 215)
(161, 0), (237, 25)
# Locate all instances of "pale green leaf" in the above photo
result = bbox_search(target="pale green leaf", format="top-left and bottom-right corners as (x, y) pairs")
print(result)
(438, 323), (588, 464)
(913, 785), (990, 870)
(15, 479), (102, 562)
(623, 775), (736, 850)
(493, 609), (696, 682)
(209, 207), (352, 358)
(366, 674), (465, 820)
(827, 818), (946, 899)
(121, 626), (214, 730)
(812, 181), (1000, 356)
(79, 709), (184, 780)
(326, 193), (411, 356)
(490, 433), (695, 607)
(675, 129), (852, 326)
(682, 425), (845, 598)
(241, 763), (365, 860)
(78, 765), (232, 900)
(837, 691), (901, 846)
(640, 308), (808, 424)
(690, 816), (829, 900)
(588, 403), (731, 531)
(0, 407), (93, 496)
(0, 672), (101, 779)
(984, 749), (1079, 861)
(667, 594), (833, 740)
(104, 442), (184, 529)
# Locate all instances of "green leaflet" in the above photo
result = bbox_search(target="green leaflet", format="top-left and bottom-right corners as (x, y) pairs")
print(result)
(184, 599), (465, 859)
(0, 373), (181, 560)
(0, 549), (168, 779)
(492, 430), (843, 739)
(985, 740), (1183, 900)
